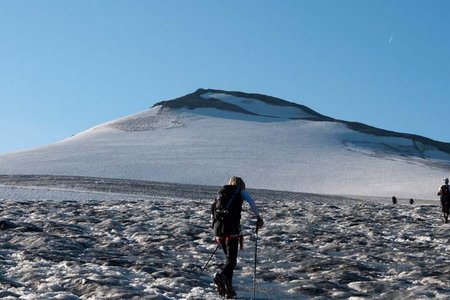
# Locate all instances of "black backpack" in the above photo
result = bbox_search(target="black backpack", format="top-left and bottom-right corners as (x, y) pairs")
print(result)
(210, 185), (244, 237)
(441, 185), (450, 200)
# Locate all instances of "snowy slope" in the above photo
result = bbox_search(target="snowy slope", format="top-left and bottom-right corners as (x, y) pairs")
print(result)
(0, 88), (449, 199)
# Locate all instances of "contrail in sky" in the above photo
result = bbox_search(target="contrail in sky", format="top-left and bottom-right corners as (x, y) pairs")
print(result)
(388, 33), (394, 44)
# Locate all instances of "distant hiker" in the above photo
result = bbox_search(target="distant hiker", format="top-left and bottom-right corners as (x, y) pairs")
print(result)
(410, 198), (414, 205)
(210, 176), (264, 298)
(392, 196), (397, 205)
(437, 178), (450, 223)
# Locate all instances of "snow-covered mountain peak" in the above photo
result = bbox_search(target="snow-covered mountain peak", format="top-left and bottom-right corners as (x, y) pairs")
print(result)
(87, 89), (331, 134)
(1, 88), (450, 199)
(152, 88), (331, 122)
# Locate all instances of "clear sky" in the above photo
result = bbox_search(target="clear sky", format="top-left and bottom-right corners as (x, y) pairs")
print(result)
(1, 0), (449, 154)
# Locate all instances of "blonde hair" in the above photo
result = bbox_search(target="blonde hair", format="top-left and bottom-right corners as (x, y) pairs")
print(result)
(228, 176), (246, 190)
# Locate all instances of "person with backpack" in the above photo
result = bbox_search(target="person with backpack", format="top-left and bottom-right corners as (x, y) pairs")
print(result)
(210, 176), (264, 298)
(392, 196), (397, 205)
(437, 178), (450, 223)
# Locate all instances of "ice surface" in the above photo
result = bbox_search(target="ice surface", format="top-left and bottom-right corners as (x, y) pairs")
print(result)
(1, 176), (449, 299)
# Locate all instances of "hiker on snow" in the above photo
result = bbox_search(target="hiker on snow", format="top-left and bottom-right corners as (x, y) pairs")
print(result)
(437, 178), (450, 223)
(392, 196), (397, 205)
(210, 176), (264, 298)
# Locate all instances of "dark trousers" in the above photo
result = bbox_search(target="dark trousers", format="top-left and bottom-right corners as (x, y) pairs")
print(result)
(442, 199), (450, 213)
(220, 238), (239, 286)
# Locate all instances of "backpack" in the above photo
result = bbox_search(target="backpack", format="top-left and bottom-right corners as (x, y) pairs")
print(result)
(438, 184), (450, 201)
(210, 185), (244, 237)
(440, 185), (450, 201)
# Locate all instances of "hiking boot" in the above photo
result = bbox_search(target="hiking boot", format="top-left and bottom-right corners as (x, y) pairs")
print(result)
(213, 273), (227, 296)
(223, 277), (236, 298)
(225, 286), (236, 299)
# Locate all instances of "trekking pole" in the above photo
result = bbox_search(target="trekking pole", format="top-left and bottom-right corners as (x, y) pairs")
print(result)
(253, 227), (259, 300)
(194, 243), (221, 284)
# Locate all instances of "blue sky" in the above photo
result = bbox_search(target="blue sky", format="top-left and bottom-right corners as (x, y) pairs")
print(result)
(1, 0), (449, 154)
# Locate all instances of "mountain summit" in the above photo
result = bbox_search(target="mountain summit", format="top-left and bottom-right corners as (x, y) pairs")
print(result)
(155, 88), (450, 155)
(153, 88), (332, 121)
(0, 89), (449, 199)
